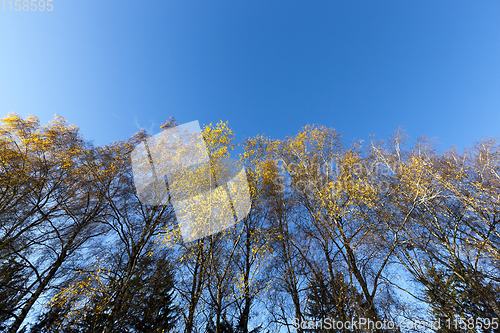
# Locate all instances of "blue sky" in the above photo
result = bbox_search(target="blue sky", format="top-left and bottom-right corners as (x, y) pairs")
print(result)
(1, 0), (499, 153)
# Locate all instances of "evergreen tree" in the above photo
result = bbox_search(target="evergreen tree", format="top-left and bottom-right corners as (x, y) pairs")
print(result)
(122, 253), (179, 333)
(0, 258), (28, 331)
(206, 311), (235, 333)
(423, 265), (500, 333)
(305, 271), (365, 333)
(30, 250), (179, 333)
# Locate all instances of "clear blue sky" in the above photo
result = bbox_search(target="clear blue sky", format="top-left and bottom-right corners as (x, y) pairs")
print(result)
(1, 0), (499, 153)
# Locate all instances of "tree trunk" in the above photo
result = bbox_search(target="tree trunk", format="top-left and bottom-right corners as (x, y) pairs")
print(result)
(8, 225), (82, 333)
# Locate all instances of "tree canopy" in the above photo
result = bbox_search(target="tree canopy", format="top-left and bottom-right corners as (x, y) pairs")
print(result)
(1, 114), (499, 333)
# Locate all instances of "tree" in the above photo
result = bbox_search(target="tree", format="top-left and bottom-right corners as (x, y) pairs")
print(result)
(0, 259), (27, 331)
(423, 264), (500, 333)
(0, 114), (111, 333)
(372, 133), (500, 329)
(124, 252), (179, 333)
(91, 136), (177, 333)
(305, 271), (365, 333)
(270, 125), (397, 329)
(31, 248), (179, 333)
